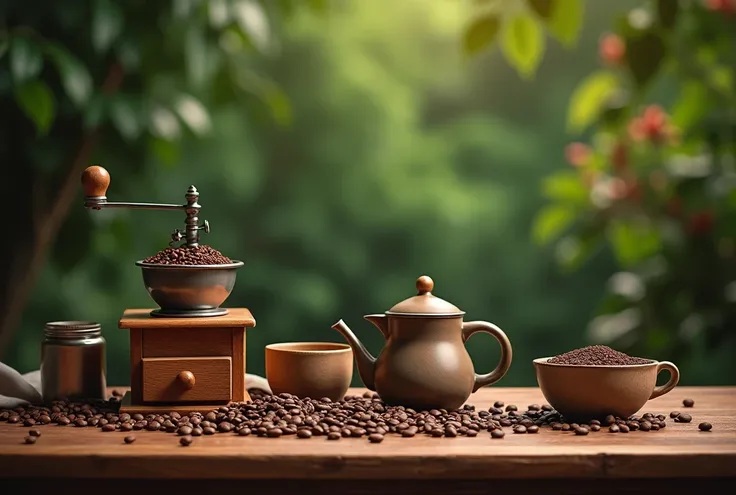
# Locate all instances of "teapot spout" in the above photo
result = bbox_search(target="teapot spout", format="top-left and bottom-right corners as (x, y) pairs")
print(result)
(331, 319), (377, 391)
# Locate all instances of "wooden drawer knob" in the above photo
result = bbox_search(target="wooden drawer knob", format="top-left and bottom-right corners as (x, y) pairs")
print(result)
(178, 370), (196, 389)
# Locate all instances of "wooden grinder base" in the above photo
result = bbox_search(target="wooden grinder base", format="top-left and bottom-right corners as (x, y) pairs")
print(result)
(118, 308), (256, 415)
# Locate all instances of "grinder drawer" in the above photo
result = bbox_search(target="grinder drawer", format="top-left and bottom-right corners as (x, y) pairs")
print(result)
(142, 357), (232, 403)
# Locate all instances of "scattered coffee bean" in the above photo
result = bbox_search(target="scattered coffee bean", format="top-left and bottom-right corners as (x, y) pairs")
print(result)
(179, 435), (193, 446)
(368, 433), (384, 443)
(297, 429), (312, 439)
(547, 345), (651, 366)
(327, 432), (341, 440)
(574, 427), (589, 436)
(527, 425), (539, 434)
(493, 401), (504, 408)
(102, 424), (116, 432)
(675, 413), (692, 423)
(590, 424), (600, 432)
(505, 404), (518, 412)
(124, 435), (136, 444)
(683, 398), (694, 408)
(24, 435), (37, 444)
(513, 425), (526, 434)
(698, 422), (712, 432)
(491, 429), (505, 439)
(178, 426), (192, 436)
(203, 426), (216, 435)
(609, 424), (620, 433)
(619, 424), (630, 433)
(670, 411), (680, 419)
(29, 429), (41, 437)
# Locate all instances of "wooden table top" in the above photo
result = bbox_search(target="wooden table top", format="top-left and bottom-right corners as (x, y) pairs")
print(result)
(0, 386), (734, 481)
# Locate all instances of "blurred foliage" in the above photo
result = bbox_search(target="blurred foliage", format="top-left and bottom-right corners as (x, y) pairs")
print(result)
(464, 0), (735, 371)
(3, 0), (735, 389)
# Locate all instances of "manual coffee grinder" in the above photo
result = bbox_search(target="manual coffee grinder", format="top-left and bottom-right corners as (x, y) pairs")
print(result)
(81, 165), (256, 413)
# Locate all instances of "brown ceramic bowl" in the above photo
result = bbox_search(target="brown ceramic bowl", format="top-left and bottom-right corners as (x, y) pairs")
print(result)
(533, 357), (680, 421)
(265, 342), (353, 402)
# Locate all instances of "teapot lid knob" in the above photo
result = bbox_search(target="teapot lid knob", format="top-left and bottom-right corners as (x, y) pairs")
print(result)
(416, 275), (434, 295)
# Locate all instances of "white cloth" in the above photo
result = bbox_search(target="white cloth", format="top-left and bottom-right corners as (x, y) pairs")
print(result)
(0, 361), (271, 408)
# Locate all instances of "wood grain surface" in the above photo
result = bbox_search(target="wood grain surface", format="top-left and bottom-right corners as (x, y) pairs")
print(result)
(141, 357), (232, 402)
(119, 308), (256, 329)
(0, 387), (734, 488)
(141, 327), (234, 357)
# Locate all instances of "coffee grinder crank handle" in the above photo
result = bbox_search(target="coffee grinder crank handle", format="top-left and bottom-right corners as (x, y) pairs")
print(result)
(81, 165), (210, 248)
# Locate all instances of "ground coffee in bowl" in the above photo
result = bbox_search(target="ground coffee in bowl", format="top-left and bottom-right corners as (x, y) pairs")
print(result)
(547, 345), (652, 366)
(142, 245), (233, 265)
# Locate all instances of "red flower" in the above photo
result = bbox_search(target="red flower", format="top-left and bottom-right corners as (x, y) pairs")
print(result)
(599, 33), (626, 66)
(628, 105), (679, 144)
(565, 142), (592, 167)
(611, 142), (628, 172)
(687, 210), (715, 236)
(705, 0), (735, 14)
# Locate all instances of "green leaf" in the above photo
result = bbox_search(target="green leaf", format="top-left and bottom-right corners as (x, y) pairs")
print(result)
(463, 15), (501, 56)
(607, 220), (662, 267)
(83, 93), (107, 129)
(532, 204), (577, 245)
(542, 170), (589, 204)
(45, 44), (92, 107)
(528, 0), (554, 18)
(671, 81), (710, 131)
(547, 0), (584, 47)
(709, 65), (733, 94)
(14, 80), (55, 135)
(208, 0), (231, 28)
(500, 14), (545, 79)
(110, 95), (143, 141)
(237, 70), (292, 126)
(92, 0), (124, 54)
(656, 0), (679, 29)
(555, 232), (601, 272)
(185, 25), (208, 89)
(174, 94), (212, 136)
(149, 106), (181, 141)
(625, 31), (665, 88)
(149, 137), (181, 167)
(233, 0), (270, 53)
(567, 71), (619, 133)
(10, 37), (43, 84)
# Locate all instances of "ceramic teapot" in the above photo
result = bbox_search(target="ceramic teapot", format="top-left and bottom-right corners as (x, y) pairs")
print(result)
(332, 275), (513, 410)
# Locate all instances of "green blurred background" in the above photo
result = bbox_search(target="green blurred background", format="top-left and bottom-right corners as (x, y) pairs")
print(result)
(2, 0), (734, 389)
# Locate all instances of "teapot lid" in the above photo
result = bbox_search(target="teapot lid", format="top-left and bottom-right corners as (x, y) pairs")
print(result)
(386, 275), (464, 316)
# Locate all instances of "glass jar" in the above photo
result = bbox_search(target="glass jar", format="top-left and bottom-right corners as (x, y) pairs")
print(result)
(41, 321), (107, 401)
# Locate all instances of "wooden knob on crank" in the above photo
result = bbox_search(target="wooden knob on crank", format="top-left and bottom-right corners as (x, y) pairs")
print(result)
(178, 371), (196, 389)
(81, 165), (110, 198)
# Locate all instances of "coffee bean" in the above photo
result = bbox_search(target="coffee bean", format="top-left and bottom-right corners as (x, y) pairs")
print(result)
(698, 422), (712, 431)
(683, 398), (694, 408)
(574, 427), (589, 436)
(527, 425), (539, 434)
(513, 425), (526, 434)
(619, 424), (630, 433)
(327, 432), (341, 440)
(670, 411), (680, 418)
(639, 421), (651, 432)
(24, 435), (37, 444)
(561, 423), (571, 431)
(675, 413), (692, 423)
(491, 429), (505, 439)
(124, 435), (136, 444)
(29, 429), (41, 437)
(178, 426), (192, 436)
(203, 426), (216, 435)
(368, 433), (384, 443)
(505, 405), (518, 412)
(609, 424), (619, 433)
(297, 429), (312, 439)
(23, 418), (36, 427)
(143, 245), (233, 265)
(179, 436), (193, 446)
(267, 428), (283, 438)
(493, 401), (504, 408)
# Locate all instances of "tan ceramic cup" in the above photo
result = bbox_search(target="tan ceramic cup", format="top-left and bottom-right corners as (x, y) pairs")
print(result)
(533, 357), (680, 420)
(265, 342), (353, 402)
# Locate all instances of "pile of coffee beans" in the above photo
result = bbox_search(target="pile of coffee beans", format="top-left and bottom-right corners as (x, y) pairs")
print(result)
(547, 345), (652, 366)
(142, 245), (233, 265)
(0, 390), (713, 444)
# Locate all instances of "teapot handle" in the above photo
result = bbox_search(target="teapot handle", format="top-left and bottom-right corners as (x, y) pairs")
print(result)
(462, 321), (513, 393)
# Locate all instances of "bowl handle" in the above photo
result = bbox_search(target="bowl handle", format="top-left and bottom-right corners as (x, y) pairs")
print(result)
(462, 321), (513, 392)
(649, 361), (680, 399)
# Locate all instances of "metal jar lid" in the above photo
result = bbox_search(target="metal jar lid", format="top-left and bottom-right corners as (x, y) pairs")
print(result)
(44, 321), (102, 339)
(385, 276), (465, 317)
